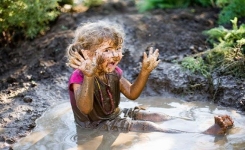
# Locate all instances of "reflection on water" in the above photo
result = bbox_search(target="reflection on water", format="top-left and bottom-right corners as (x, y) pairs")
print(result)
(13, 97), (245, 150)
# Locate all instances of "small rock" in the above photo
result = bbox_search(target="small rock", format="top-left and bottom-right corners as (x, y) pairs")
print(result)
(30, 81), (37, 87)
(198, 47), (204, 52)
(6, 76), (17, 84)
(189, 45), (195, 50)
(5, 138), (15, 144)
(23, 96), (33, 103)
(26, 75), (32, 80)
(28, 123), (36, 128)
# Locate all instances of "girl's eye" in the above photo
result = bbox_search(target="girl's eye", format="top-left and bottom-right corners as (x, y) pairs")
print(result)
(104, 49), (109, 52)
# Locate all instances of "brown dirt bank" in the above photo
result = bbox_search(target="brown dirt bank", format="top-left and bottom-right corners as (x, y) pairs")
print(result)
(0, 1), (244, 149)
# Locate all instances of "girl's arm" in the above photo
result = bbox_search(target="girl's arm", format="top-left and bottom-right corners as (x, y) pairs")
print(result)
(72, 76), (94, 114)
(69, 50), (97, 114)
(120, 72), (150, 100)
(120, 48), (160, 100)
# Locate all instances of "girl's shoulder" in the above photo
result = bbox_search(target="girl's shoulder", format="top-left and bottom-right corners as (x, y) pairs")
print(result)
(69, 69), (84, 83)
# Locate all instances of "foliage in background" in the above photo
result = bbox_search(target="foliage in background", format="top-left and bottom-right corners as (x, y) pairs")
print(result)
(82, 0), (104, 7)
(136, 0), (214, 12)
(217, 0), (245, 24)
(181, 57), (210, 77)
(136, 0), (245, 25)
(203, 17), (245, 51)
(0, 0), (61, 43)
(136, 0), (191, 12)
(58, 0), (74, 6)
(181, 18), (245, 78)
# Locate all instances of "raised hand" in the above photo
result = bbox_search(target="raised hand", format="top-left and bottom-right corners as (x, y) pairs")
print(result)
(69, 50), (98, 77)
(141, 47), (160, 73)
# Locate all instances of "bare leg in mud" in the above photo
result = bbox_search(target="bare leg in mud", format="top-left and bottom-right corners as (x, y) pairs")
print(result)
(129, 114), (234, 135)
(134, 111), (178, 122)
(131, 108), (193, 122)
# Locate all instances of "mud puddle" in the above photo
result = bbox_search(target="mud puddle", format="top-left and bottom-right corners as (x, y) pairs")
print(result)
(13, 97), (245, 150)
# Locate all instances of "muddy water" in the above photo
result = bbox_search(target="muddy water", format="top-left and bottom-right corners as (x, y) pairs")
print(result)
(13, 97), (245, 150)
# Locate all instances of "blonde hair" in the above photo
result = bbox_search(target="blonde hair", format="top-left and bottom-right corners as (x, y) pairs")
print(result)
(67, 21), (124, 60)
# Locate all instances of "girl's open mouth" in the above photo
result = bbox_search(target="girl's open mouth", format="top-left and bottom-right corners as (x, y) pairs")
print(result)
(110, 62), (115, 65)
(107, 62), (116, 69)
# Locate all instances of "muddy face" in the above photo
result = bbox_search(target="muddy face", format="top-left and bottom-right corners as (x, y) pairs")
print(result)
(95, 42), (123, 73)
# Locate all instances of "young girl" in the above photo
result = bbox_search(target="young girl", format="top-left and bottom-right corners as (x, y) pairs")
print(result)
(67, 21), (233, 134)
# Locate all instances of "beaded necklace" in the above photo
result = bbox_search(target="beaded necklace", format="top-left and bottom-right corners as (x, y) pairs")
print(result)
(95, 75), (115, 115)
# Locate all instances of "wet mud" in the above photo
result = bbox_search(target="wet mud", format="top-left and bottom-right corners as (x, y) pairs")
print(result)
(0, 0), (244, 149)
(13, 97), (245, 150)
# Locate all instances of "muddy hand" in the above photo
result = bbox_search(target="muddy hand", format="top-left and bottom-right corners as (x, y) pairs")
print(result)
(69, 50), (97, 77)
(142, 47), (160, 73)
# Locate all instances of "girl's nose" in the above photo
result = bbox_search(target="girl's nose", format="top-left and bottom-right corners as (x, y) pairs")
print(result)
(112, 51), (118, 57)
(111, 51), (122, 61)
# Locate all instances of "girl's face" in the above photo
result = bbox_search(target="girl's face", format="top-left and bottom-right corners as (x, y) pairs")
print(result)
(94, 41), (123, 73)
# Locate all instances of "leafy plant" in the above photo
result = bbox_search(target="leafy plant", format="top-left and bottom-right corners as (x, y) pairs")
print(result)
(182, 17), (245, 78)
(0, 0), (61, 42)
(193, 0), (213, 7)
(215, 0), (229, 7)
(181, 57), (210, 77)
(136, 0), (191, 12)
(82, 0), (104, 7)
(203, 17), (245, 48)
(218, 0), (245, 24)
(205, 45), (245, 77)
(137, 0), (245, 25)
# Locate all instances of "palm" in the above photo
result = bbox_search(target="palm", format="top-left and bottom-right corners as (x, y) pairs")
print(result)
(78, 59), (96, 77)
(68, 49), (97, 77)
(142, 48), (160, 72)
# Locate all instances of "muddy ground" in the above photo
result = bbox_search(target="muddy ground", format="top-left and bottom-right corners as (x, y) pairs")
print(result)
(0, 1), (245, 149)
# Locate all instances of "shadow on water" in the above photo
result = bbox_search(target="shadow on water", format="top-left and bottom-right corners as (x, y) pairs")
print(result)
(13, 97), (245, 150)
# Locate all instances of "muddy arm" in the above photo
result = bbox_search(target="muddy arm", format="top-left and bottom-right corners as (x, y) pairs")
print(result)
(73, 76), (94, 114)
(120, 71), (151, 100)
(120, 48), (160, 100)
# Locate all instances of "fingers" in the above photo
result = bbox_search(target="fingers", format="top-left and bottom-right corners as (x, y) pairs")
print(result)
(153, 49), (159, 59)
(69, 63), (79, 69)
(145, 48), (159, 60)
(149, 47), (153, 56)
(69, 49), (93, 66)
(68, 58), (80, 69)
(69, 48), (77, 58)
(69, 57), (81, 67)
(143, 52), (147, 61)
(81, 50), (90, 60)
(75, 51), (85, 62)
(153, 59), (161, 68)
(142, 48), (160, 70)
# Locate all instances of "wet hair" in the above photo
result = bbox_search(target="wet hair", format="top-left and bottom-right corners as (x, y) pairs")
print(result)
(67, 21), (124, 60)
